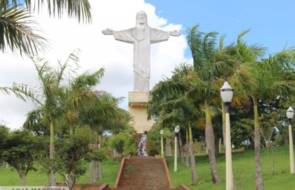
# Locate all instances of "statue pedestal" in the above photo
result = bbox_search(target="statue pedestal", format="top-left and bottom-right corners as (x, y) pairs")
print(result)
(128, 91), (154, 133)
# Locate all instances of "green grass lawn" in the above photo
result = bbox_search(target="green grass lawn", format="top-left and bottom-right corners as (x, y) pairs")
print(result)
(1, 147), (295, 190)
(169, 148), (294, 190)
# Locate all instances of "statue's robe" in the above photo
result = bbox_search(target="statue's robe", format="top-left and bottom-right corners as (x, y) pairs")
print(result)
(113, 27), (170, 91)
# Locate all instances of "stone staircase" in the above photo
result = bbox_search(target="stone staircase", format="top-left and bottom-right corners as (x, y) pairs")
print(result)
(111, 157), (190, 190)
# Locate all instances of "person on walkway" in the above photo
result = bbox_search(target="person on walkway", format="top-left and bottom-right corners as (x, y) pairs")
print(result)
(138, 131), (148, 156)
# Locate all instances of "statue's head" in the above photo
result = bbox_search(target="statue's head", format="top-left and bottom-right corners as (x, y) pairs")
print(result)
(136, 11), (148, 27)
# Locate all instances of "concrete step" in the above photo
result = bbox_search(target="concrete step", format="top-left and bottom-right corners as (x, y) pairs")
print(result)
(115, 157), (171, 190)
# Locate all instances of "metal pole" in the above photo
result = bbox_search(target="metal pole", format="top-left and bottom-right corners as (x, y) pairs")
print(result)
(225, 103), (234, 190)
(289, 120), (295, 174)
(161, 134), (164, 157)
(174, 135), (178, 172)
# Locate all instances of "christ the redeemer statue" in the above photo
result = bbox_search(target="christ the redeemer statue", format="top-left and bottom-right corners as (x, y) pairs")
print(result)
(102, 11), (180, 92)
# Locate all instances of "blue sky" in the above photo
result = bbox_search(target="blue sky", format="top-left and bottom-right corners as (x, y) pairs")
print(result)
(147, 0), (295, 57)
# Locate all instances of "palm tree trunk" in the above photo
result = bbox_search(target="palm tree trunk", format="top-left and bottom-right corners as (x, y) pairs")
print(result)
(89, 161), (96, 184)
(90, 161), (101, 183)
(97, 135), (102, 180)
(215, 138), (220, 155)
(90, 134), (102, 184)
(185, 129), (190, 167)
(49, 121), (56, 186)
(178, 132), (185, 165)
(204, 102), (220, 184)
(188, 125), (198, 184)
(65, 172), (76, 190)
(253, 98), (264, 190)
(218, 138), (222, 154)
(165, 138), (172, 156)
(18, 171), (27, 185)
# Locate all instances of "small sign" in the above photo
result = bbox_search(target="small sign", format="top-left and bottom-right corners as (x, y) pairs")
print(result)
(0, 186), (69, 190)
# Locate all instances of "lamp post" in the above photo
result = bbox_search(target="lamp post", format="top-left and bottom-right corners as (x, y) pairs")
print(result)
(220, 81), (234, 190)
(160, 129), (164, 157)
(286, 106), (295, 174)
(174, 125), (180, 172)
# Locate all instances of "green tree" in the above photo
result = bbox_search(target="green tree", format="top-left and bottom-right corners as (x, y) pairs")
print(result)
(62, 71), (131, 183)
(186, 26), (233, 183)
(23, 108), (49, 136)
(22, 62), (130, 184)
(11, 51), (79, 185)
(109, 131), (137, 157)
(0, 130), (43, 185)
(224, 32), (295, 190)
(148, 66), (199, 184)
(249, 52), (295, 190)
(55, 127), (96, 190)
(0, 125), (9, 163)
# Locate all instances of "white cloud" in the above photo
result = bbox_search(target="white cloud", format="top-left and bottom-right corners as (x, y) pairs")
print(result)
(0, 0), (187, 129)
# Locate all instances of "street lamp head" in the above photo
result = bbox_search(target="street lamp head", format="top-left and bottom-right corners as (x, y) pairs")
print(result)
(286, 106), (294, 119)
(220, 81), (233, 103)
(160, 129), (164, 135)
(174, 125), (180, 134)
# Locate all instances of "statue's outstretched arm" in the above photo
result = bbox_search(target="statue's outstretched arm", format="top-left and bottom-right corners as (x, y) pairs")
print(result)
(150, 28), (180, 44)
(103, 28), (134, 43)
(102, 28), (114, 35)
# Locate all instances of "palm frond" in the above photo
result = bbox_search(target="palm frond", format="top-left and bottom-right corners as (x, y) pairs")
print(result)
(32, 57), (53, 89)
(203, 31), (218, 60)
(237, 29), (250, 46)
(273, 49), (295, 68)
(0, 7), (45, 55)
(57, 49), (80, 85)
(0, 84), (41, 104)
(219, 35), (225, 50)
(0, 0), (19, 10)
(71, 68), (104, 90)
(186, 25), (204, 69)
(25, 0), (92, 23)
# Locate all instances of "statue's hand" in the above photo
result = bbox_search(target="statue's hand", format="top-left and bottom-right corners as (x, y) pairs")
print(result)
(169, 30), (181, 36)
(102, 28), (114, 35)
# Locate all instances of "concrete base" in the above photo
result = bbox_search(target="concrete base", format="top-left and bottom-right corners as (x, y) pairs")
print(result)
(128, 91), (154, 133)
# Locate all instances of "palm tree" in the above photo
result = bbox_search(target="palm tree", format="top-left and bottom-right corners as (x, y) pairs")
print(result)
(219, 31), (266, 190)
(249, 53), (295, 190)
(86, 95), (130, 183)
(62, 70), (129, 183)
(0, 0), (91, 55)
(21, 64), (129, 184)
(10, 51), (79, 185)
(148, 65), (199, 184)
(186, 26), (233, 183)
(226, 33), (295, 190)
(62, 68), (105, 134)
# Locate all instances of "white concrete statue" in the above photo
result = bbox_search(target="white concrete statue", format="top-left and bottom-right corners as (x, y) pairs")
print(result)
(103, 11), (180, 92)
